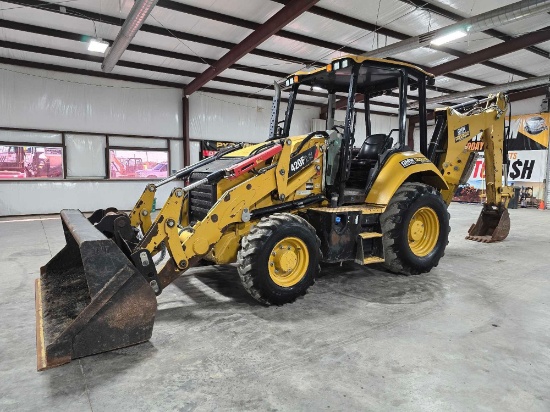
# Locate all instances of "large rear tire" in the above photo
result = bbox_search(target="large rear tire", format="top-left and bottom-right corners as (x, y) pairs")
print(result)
(380, 182), (450, 275)
(237, 213), (321, 305)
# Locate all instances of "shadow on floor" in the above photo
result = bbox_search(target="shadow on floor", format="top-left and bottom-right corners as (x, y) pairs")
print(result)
(316, 262), (445, 305)
(155, 262), (444, 322)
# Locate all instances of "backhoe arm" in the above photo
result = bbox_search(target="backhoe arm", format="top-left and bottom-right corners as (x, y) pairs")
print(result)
(436, 94), (512, 205)
(433, 93), (512, 242)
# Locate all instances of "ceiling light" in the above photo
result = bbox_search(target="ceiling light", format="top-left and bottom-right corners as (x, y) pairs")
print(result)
(88, 38), (109, 53)
(431, 30), (467, 46)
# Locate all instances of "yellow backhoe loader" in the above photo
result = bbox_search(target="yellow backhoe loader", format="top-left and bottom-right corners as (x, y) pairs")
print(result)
(35, 55), (513, 370)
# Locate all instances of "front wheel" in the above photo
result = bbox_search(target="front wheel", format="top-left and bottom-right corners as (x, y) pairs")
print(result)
(381, 182), (450, 275)
(237, 213), (321, 305)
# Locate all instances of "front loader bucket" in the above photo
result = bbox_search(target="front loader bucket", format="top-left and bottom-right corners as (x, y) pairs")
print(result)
(466, 204), (510, 243)
(35, 210), (157, 371)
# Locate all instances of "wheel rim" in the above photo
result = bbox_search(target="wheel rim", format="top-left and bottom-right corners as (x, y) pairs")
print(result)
(268, 237), (309, 287)
(408, 207), (440, 257)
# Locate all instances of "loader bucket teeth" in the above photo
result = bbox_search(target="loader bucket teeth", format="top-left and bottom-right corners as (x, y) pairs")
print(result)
(35, 209), (157, 371)
(466, 204), (510, 243)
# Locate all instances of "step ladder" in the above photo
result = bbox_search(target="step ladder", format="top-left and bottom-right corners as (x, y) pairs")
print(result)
(355, 232), (385, 265)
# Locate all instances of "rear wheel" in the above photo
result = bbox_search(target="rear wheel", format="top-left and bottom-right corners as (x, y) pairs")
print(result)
(237, 213), (321, 305)
(381, 182), (449, 275)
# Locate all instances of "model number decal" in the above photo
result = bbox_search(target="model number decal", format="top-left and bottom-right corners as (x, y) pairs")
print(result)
(290, 156), (306, 171)
(288, 146), (317, 178)
(399, 157), (431, 168)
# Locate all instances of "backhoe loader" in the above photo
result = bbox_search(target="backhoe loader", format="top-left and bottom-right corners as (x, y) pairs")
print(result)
(35, 55), (513, 370)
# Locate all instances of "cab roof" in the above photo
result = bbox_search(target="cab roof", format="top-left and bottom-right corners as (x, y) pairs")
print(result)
(282, 55), (434, 95)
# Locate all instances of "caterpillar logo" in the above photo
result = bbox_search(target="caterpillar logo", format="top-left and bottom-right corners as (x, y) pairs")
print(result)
(454, 124), (471, 142)
(399, 157), (431, 168)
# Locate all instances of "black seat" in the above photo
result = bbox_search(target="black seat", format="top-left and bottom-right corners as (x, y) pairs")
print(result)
(347, 134), (389, 190)
(356, 134), (388, 160)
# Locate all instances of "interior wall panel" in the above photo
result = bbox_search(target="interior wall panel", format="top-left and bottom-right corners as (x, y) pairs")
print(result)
(189, 92), (321, 142)
(0, 64), (182, 137)
(0, 64), (184, 215)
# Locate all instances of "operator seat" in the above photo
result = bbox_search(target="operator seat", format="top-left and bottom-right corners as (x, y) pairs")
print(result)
(347, 133), (390, 190)
(354, 134), (388, 166)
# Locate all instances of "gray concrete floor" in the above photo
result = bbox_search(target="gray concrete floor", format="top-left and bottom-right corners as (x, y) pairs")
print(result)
(1, 204), (549, 411)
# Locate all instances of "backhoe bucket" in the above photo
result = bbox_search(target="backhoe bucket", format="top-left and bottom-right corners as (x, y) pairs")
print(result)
(466, 204), (510, 243)
(35, 210), (157, 371)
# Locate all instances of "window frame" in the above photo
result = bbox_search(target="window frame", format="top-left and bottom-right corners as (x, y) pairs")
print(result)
(0, 127), (181, 182)
(106, 143), (171, 181)
(0, 139), (66, 180)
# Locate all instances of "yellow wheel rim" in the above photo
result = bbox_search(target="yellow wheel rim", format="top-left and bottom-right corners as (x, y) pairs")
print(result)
(408, 207), (440, 257)
(268, 237), (309, 287)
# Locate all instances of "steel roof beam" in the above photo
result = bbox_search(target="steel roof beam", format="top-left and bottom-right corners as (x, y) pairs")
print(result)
(327, 25), (550, 113)
(430, 45), (533, 79)
(412, 75), (550, 108)
(0, 56), (183, 88)
(157, 0), (364, 55)
(0, 24), (399, 109)
(0, 39), (271, 90)
(271, 0), (536, 80)
(184, 0), (320, 95)
(408, 85), (549, 124)
(430, 26), (550, 76)
(398, 0), (550, 60)
(169, 0), (534, 82)
(5, 0), (535, 90)
(0, 0), (313, 66)
(0, 19), (287, 79)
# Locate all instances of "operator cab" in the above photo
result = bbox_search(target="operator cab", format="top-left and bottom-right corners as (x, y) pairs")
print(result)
(275, 55), (434, 205)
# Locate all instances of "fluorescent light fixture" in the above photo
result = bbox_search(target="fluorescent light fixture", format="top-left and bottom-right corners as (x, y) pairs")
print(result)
(431, 30), (467, 46)
(88, 38), (109, 53)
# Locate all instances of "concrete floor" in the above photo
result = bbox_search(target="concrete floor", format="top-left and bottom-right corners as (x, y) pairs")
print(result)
(0, 203), (549, 411)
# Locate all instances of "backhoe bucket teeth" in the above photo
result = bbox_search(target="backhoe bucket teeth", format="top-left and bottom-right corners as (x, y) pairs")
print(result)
(466, 204), (510, 243)
(35, 210), (157, 371)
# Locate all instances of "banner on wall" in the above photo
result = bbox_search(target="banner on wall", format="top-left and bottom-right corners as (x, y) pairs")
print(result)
(453, 113), (549, 204)
(200, 140), (251, 159)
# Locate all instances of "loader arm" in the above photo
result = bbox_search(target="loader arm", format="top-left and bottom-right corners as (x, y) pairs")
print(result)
(129, 183), (156, 234)
(128, 143), (246, 235)
(134, 137), (324, 291)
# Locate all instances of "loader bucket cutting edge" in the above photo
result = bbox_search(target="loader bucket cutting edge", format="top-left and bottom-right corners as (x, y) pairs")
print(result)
(35, 209), (157, 371)
(466, 204), (510, 243)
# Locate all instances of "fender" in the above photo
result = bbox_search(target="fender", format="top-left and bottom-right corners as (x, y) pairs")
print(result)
(365, 151), (448, 206)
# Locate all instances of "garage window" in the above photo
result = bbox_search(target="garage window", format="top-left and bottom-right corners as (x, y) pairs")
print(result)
(0, 145), (64, 179)
(0, 129), (177, 181)
(109, 149), (169, 179)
